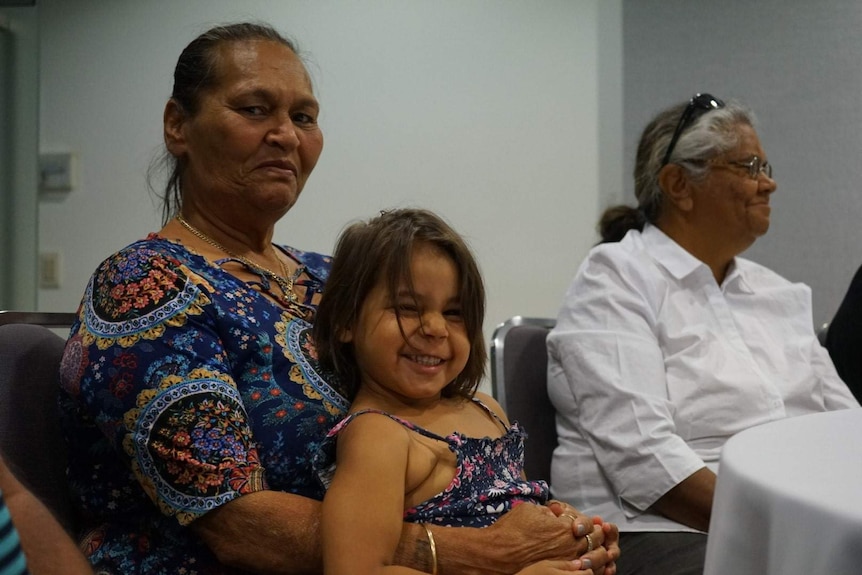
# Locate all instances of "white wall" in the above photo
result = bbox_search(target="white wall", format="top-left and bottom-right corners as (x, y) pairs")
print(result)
(0, 7), (39, 310)
(37, 0), (620, 388)
(622, 0), (862, 327)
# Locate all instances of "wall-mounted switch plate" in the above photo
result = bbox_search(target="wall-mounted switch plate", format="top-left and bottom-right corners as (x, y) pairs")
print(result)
(39, 152), (76, 192)
(39, 251), (61, 289)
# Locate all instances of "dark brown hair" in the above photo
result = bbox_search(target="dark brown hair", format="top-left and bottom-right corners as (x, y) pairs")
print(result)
(314, 208), (487, 401)
(150, 22), (299, 225)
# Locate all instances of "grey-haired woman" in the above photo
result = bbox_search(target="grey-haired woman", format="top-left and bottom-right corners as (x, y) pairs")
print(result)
(547, 94), (858, 575)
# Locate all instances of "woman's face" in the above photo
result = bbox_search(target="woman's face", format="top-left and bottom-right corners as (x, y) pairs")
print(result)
(691, 123), (777, 250)
(166, 39), (324, 220)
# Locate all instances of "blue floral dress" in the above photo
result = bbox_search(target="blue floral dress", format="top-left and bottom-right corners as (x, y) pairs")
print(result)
(58, 234), (347, 574)
(316, 398), (549, 527)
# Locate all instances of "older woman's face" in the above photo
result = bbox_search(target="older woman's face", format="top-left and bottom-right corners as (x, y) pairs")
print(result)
(167, 40), (323, 219)
(692, 123), (776, 250)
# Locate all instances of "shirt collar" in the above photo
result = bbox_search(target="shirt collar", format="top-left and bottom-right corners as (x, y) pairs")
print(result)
(641, 223), (704, 280)
(641, 224), (754, 293)
(722, 260), (755, 293)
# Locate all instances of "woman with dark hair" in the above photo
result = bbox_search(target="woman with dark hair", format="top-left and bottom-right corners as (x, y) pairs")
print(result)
(547, 93), (858, 575)
(58, 22), (615, 574)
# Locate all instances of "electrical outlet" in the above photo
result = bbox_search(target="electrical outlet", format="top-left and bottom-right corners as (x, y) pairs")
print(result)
(39, 252), (61, 289)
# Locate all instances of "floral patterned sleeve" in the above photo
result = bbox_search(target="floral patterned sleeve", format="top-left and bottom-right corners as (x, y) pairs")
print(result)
(60, 240), (266, 527)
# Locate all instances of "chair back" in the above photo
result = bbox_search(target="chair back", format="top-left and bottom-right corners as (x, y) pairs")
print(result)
(0, 313), (77, 534)
(817, 322), (829, 346)
(0, 311), (78, 328)
(490, 316), (557, 483)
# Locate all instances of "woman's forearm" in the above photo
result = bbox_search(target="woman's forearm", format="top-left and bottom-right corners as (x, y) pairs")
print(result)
(0, 458), (93, 575)
(193, 491), (600, 574)
(193, 490), (324, 574)
(195, 490), (454, 574)
(650, 466), (716, 532)
(398, 503), (591, 575)
(404, 521), (502, 575)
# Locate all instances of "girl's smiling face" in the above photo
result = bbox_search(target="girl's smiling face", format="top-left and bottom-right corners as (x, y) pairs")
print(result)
(341, 242), (470, 405)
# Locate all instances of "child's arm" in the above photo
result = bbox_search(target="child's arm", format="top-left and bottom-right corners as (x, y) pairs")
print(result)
(322, 413), (428, 575)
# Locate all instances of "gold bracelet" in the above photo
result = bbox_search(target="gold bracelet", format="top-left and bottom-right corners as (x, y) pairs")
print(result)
(422, 523), (438, 575)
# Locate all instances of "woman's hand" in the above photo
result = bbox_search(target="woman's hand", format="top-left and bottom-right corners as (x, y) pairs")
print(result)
(546, 501), (619, 575)
(516, 559), (594, 575)
(462, 503), (586, 573)
(430, 502), (619, 575)
(589, 518), (620, 575)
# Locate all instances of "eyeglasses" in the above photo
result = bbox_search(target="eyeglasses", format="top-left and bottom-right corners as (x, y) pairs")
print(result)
(712, 156), (773, 180)
(661, 93), (725, 167)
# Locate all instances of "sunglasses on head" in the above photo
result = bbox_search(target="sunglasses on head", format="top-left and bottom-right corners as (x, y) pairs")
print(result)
(661, 93), (725, 167)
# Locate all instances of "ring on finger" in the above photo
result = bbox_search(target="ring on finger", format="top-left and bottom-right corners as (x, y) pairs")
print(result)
(584, 533), (594, 553)
(562, 513), (578, 523)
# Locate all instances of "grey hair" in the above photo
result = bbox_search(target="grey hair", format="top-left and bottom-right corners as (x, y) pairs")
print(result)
(634, 99), (756, 222)
(598, 99), (756, 243)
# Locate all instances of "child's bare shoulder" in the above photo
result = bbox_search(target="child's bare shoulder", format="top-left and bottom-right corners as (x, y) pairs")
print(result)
(337, 411), (412, 448)
(473, 391), (511, 426)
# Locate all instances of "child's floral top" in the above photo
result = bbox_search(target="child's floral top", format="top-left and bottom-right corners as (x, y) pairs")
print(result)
(316, 397), (549, 527)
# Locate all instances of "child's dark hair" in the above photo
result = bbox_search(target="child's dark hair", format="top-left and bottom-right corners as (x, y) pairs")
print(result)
(314, 208), (487, 401)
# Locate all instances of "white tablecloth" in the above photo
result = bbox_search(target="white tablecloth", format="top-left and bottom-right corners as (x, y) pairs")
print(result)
(704, 408), (862, 575)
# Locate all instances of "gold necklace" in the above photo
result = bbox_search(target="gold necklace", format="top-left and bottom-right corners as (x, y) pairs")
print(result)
(176, 215), (300, 305)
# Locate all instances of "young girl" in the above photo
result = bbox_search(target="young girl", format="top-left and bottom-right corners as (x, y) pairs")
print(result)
(313, 209), (615, 575)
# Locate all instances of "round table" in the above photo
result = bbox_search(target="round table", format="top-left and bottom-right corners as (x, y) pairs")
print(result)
(704, 408), (862, 575)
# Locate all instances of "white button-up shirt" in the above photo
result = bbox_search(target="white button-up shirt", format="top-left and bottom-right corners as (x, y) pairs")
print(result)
(547, 224), (859, 532)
